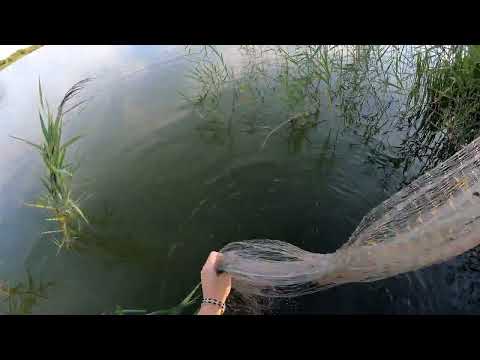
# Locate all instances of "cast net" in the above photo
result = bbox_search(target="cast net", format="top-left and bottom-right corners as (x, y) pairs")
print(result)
(219, 136), (480, 304)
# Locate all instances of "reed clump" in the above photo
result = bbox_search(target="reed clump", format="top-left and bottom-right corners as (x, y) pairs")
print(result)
(11, 79), (92, 250)
(402, 45), (480, 170)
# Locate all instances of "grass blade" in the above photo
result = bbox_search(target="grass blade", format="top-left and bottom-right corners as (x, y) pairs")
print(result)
(9, 135), (42, 150)
(61, 135), (83, 150)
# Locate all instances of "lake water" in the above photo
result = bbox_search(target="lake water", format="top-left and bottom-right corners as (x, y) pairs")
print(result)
(1, 45), (480, 314)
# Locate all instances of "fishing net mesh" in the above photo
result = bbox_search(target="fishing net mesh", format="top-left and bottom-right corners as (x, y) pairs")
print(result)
(219, 136), (480, 308)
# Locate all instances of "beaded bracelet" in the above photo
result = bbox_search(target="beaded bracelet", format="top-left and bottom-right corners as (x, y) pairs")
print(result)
(202, 298), (226, 314)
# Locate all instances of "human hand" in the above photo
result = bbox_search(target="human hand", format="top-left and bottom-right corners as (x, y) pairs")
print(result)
(198, 251), (232, 315)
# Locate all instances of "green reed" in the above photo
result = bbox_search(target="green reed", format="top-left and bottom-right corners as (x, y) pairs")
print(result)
(11, 79), (92, 250)
(114, 282), (201, 315)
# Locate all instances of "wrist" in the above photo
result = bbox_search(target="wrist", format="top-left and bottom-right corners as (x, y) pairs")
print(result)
(198, 303), (223, 315)
(204, 294), (228, 303)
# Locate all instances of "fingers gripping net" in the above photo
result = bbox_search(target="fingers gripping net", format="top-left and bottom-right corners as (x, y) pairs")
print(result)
(219, 136), (480, 300)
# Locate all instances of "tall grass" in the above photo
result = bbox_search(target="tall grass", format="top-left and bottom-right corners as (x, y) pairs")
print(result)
(265, 45), (480, 173)
(11, 79), (92, 250)
(183, 45), (480, 176)
(400, 45), (480, 171)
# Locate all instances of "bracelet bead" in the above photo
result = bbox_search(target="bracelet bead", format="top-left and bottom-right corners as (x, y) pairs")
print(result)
(201, 298), (226, 313)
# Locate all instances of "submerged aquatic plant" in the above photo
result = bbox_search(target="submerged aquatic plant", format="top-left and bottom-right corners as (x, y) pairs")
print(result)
(114, 283), (201, 315)
(0, 272), (54, 314)
(183, 45), (233, 108)
(11, 78), (92, 250)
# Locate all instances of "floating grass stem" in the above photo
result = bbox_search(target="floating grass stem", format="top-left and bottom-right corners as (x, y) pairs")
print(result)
(114, 282), (202, 315)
